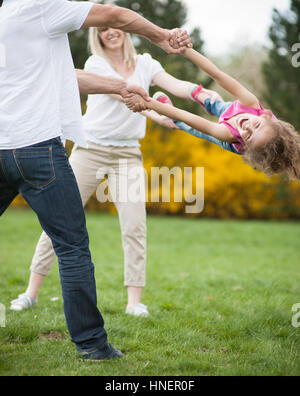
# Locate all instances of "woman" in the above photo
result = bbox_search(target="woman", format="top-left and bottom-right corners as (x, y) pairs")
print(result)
(10, 27), (218, 316)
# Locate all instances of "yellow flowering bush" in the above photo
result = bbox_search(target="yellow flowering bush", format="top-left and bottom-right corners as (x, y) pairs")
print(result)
(141, 121), (300, 219)
(11, 120), (300, 219)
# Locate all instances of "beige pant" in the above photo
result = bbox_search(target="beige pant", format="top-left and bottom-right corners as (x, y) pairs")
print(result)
(31, 142), (147, 287)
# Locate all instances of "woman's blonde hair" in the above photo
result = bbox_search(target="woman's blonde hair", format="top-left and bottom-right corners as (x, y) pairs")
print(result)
(88, 27), (137, 69)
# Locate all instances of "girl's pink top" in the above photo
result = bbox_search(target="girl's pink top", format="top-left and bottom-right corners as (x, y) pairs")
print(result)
(219, 101), (277, 154)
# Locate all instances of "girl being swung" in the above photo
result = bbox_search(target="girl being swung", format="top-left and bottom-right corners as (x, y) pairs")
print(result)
(125, 47), (300, 181)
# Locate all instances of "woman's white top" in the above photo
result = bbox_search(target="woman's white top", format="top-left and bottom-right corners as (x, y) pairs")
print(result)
(82, 53), (164, 147)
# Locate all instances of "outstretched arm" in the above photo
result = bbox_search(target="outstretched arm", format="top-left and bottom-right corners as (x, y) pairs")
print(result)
(183, 48), (260, 108)
(82, 4), (192, 55)
(152, 71), (223, 103)
(125, 95), (235, 143)
(76, 70), (177, 129)
(152, 71), (197, 99)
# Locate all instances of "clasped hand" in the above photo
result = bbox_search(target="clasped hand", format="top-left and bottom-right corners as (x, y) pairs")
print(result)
(122, 29), (193, 113)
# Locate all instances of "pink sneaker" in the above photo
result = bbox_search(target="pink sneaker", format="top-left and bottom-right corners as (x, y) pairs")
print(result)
(190, 85), (213, 115)
(153, 92), (174, 106)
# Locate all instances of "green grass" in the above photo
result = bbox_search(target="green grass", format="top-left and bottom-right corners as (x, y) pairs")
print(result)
(0, 209), (299, 376)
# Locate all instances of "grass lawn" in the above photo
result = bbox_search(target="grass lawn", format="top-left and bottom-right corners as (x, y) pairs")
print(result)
(0, 208), (299, 376)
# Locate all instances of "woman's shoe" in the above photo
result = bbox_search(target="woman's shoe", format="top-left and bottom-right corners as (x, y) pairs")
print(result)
(10, 294), (38, 311)
(126, 303), (149, 317)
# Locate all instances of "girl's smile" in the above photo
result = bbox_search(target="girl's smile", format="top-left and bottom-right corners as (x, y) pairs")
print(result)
(234, 114), (275, 148)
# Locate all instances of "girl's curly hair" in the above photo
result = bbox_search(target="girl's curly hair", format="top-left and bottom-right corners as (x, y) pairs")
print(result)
(243, 120), (300, 181)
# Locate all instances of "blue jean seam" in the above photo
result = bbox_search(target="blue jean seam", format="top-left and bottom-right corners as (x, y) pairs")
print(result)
(12, 147), (56, 190)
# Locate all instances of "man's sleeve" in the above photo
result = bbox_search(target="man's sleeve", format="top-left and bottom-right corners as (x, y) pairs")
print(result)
(41, 0), (94, 38)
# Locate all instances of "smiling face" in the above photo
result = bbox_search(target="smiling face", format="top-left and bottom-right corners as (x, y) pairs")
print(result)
(235, 113), (276, 149)
(97, 28), (126, 51)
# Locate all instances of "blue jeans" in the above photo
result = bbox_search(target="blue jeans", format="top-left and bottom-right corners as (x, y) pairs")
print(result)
(0, 137), (107, 351)
(175, 99), (240, 155)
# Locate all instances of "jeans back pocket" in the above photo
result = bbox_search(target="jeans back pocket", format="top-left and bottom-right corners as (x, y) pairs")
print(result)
(13, 146), (56, 189)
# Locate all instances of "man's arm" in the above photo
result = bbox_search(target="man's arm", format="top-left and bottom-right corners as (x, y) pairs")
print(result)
(76, 69), (127, 95)
(76, 69), (150, 101)
(81, 4), (192, 55)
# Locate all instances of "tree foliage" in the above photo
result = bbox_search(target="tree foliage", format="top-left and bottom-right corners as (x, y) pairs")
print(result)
(263, 0), (300, 129)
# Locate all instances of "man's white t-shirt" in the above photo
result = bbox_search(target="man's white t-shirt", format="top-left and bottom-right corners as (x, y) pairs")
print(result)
(0, 0), (93, 149)
(83, 53), (164, 147)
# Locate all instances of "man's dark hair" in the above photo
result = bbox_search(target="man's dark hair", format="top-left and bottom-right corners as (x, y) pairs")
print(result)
(0, 0), (3, 7)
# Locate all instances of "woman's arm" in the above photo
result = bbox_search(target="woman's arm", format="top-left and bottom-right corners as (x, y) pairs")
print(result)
(152, 70), (224, 104)
(183, 48), (260, 108)
(125, 95), (235, 142)
(152, 71), (196, 99)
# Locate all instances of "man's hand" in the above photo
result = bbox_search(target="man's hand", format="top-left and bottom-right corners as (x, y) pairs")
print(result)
(156, 28), (193, 55)
(83, 4), (192, 55)
(169, 28), (193, 51)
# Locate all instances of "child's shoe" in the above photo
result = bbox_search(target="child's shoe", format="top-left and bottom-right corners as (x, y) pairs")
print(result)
(153, 91), (174, 106)
(190, 84), (213, 115)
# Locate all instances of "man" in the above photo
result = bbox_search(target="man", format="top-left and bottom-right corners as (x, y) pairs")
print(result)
(0, 0), (191, 361)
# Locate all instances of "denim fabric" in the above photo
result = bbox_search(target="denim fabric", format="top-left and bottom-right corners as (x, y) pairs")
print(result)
(203, 99), (233, 117)
(0, 137), (107, 351)
(175, 99), (240, 155)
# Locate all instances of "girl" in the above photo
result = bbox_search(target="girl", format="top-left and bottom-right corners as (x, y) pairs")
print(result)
(125, 48), (300, 180)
